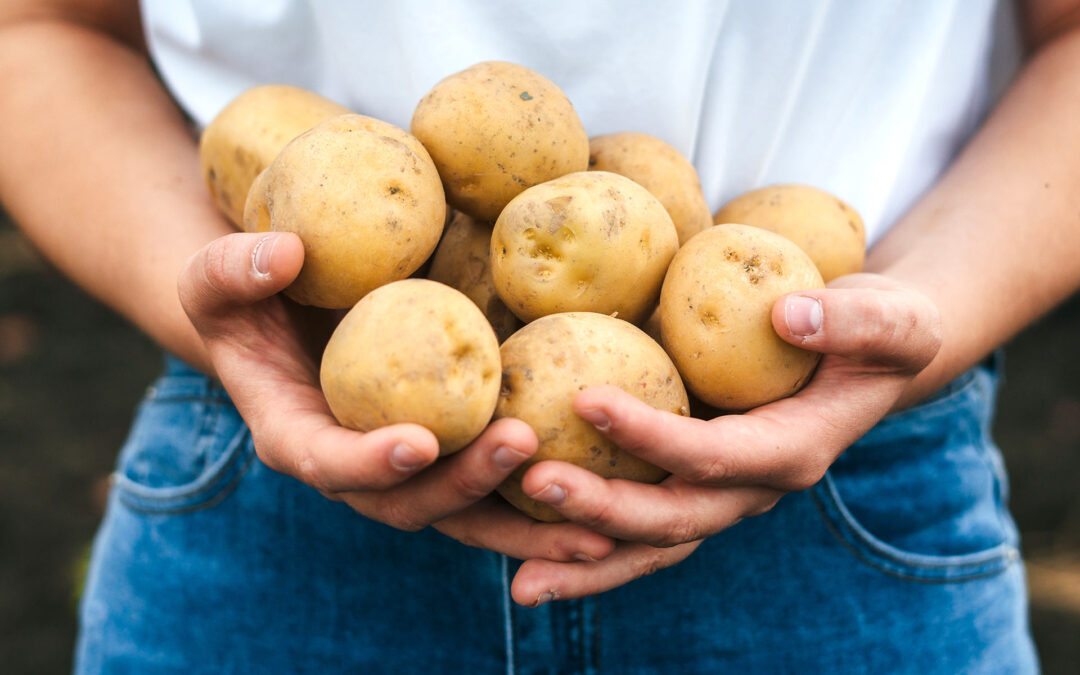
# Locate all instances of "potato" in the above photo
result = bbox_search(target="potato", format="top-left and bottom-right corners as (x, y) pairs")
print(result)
(320, 279), (501, 455)
(199, 85), (350, 227)
(660, 224), (824, 411)
(254, 114), (446, 308)
(495, 312), (689, 522)
(490, 171), (679, 324)
(427, 211), (521, 343)
(410, 61), (589, 222)
(713, 184), (865, 282)
(242, 168), (272, 233)
(588, 132), (711, 246)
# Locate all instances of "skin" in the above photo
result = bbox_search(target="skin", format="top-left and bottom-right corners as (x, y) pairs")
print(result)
(2, 0), (1080, 609)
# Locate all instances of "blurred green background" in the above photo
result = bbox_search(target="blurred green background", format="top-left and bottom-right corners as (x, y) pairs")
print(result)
(1, 210), (1078, 673)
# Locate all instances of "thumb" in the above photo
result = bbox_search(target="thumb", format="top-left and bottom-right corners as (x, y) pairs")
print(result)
(178, 231), (304, 327)
(771, 286), (941, 373)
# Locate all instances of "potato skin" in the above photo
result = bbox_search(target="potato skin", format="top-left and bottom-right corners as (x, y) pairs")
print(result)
(242, 168), (272, 233)
(490, 171), (679, 324)
(259, 114), (446, 308)
(410, 61), (589, 222)
(320, 279), (501, 455)
(660, 224), (824, 411)
(427, 211), (521, 343)
(199, 85), (350, 227)
(588, 132), (711, 246)
(713, 184), (865, 282)
(495, 312), (689, 522)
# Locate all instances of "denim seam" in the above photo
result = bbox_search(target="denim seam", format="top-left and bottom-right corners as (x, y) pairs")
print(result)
(591, 598), (601, 675)
(819, 470), (1015, 568)
(115, 428), (254, 514)
(812, 490), (1018, 584)
(810, 477), (1018, 582)
(117, 442), (255, 516)
(500, 553), (515, 675)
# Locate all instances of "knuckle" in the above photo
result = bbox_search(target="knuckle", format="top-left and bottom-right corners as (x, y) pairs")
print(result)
(577, 496), (616, 532)
(655, 518), (699, 548)
(689, 452), (731, 484)
(746, 496), (780, 518)
(631, 548), (668, 578)
(447, 467), (495, 503)
(376, 497), (427, 532)
(202, 238), (232, 291)
(787, 463), (828, 492)
(294, 451), (330, 492)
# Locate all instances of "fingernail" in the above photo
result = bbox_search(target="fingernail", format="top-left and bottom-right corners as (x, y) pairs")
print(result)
(492, 445), (528, 470)
(533, 590), (558, 607)
(785, 295), (823, 337)
(390, 443), (427, 471)
(252, 234), (280, 278)
(574, 553), (597, 562)
(530, 483), (566, 505)
(577, 408), (611, 432)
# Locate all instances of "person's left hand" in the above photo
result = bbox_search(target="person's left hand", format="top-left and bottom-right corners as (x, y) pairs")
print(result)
(509, 273), (943, 606)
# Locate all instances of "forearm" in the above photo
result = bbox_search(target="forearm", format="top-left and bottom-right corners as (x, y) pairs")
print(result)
(0, 18), (230, 374)
(868, 24), (1080, 408)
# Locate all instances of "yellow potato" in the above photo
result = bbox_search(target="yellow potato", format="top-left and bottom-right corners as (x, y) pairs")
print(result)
(490, 171), (679, 324)
(495, 312), (689, 522)
(411, 61), (589, 221)
(713, 184), (865, 282)
(588, 132), (711, 246)
(427, 211), (521, 343)
(256, 114), (446, 308)
(321, 279), (501, 455)
(242, 168), (272, 233)
(660, 224), (824, 411)
(640, 304), (663, 344)
(199, 85), (350, 227)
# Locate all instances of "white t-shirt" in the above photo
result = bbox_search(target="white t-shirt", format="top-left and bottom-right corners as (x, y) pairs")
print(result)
(143, 0), (1011, 245)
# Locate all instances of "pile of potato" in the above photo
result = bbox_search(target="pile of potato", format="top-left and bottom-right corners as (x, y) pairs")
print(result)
(199, 62), (865, 521)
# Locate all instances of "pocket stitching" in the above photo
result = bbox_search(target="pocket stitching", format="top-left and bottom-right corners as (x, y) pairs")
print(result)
(114, 419), (254, 515)
(811, 472), (1019, 583)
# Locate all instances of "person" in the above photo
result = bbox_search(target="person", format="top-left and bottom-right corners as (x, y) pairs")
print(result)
(1, 0), (1077, 671)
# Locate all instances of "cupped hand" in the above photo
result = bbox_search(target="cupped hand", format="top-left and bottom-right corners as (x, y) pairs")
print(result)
(177, 231), (614, 563)
(510, 273), (942, 605)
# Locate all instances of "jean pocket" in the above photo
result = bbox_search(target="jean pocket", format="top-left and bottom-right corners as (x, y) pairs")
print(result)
(811, 365), (1020, 582)
(113, 372), (254, 515)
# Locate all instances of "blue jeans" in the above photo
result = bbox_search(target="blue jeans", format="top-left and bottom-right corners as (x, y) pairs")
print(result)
(75, 355), (1037, 673)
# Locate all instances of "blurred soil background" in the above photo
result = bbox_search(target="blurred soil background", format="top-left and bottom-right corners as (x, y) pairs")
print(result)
(1, 204), (1078, 673)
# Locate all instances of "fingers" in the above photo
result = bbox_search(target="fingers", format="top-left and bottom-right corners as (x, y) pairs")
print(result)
(178, 231), (304, 332)
(520, 462), (782, 546)
(574, 386), (758, 483)
(571, 370), (881, 492)
(434, 497), (616, 562)
(254, 415), (442, 494)
(511, 540), (702, 606)
(337, 418), (540, 531)
(771, 282), (942, 373)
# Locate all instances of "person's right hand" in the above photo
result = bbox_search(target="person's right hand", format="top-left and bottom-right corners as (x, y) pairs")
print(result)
(178, 231), (614, 563)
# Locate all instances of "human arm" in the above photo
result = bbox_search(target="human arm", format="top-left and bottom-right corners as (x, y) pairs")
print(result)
(508, 0), (1080, 605)
(0, 0), (614, 561)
